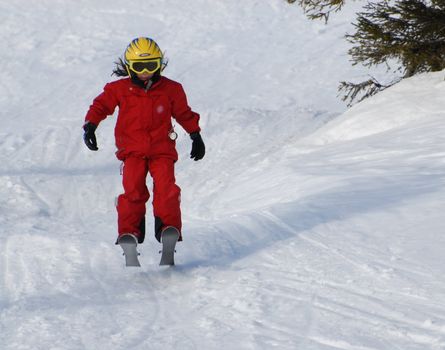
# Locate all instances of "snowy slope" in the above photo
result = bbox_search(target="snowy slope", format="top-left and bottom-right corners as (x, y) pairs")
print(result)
(1, 0), (445, 349)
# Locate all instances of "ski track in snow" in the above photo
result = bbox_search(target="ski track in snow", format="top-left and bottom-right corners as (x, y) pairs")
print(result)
(2, 0), (445, 349)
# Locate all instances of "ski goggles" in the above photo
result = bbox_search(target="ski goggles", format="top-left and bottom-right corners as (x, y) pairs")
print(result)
(127, 58), (161, 74)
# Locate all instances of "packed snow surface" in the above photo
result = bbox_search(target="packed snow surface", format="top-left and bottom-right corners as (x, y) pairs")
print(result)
(1, 1), (445, 349)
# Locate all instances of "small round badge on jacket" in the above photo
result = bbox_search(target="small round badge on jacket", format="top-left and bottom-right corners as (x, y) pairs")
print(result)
(169, 129), (178, 140)
(156, 105), (165, 114)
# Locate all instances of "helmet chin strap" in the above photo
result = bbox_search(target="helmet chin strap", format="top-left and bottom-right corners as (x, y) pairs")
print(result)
(145, 79), (153, 92)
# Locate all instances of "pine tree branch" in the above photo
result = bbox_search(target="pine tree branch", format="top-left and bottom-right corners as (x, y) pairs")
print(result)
(287, 0), (445, 104)
(288, 0), (347, 22)
(338, 76), (400, 106)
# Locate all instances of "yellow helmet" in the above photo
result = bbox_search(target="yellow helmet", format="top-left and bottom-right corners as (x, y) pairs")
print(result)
(124, 37), (163, 63)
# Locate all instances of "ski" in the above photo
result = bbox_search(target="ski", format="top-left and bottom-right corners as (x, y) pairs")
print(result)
(118, 234), (141, 267)
(159, 227), (180, 266)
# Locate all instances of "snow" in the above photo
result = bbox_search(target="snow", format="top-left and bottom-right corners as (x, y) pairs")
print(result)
(1, 0), (445, 349)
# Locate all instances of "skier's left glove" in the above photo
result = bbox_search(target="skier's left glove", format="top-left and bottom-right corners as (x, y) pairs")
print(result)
(83, 122), (99, 151)
(190, 132), (205, 161)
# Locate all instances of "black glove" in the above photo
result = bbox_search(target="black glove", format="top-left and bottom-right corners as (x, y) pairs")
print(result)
(83, 122), (99, 151)
(190, 132), (205, 161)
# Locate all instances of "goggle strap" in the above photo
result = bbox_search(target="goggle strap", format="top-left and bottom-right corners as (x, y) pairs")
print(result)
(161, 57), (168, 72)
(125, 65), (132, 76)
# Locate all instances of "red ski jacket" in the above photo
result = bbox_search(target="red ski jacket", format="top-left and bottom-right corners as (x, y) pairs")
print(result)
(85, 76), (200, 161)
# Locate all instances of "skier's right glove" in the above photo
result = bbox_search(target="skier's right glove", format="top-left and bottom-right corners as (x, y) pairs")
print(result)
(83, 122), (99, 151)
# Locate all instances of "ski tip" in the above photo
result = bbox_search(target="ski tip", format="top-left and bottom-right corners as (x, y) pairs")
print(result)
(118, 234), (141, 267)
(159, 227), (179, 266)
(159, 254), (175, 266)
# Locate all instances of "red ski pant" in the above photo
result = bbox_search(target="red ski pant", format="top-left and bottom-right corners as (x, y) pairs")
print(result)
(116, 156), (181, 241)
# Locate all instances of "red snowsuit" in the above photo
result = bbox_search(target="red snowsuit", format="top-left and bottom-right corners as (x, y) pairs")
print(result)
(85, 76), (200, 242)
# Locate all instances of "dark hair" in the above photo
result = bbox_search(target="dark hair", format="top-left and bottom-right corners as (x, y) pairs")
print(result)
(112, 58), (129, 77)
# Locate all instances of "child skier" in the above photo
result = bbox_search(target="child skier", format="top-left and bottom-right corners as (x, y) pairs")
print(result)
(83, 37), (205, 265)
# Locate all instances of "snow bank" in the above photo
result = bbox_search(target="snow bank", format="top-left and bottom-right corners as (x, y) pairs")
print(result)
(308, 70), (445, 144)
